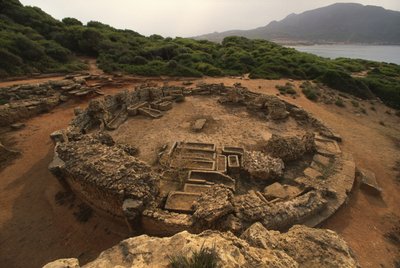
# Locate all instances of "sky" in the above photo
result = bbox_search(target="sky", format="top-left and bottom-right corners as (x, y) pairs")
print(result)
(20, 0), (400, 37)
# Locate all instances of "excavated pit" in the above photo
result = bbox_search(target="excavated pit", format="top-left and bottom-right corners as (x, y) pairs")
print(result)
(48, 83), (356, 237)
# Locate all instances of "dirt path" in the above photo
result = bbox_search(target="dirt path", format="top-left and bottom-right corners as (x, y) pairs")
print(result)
(0, 101), (126, 268)
(0, 76), (399, 267)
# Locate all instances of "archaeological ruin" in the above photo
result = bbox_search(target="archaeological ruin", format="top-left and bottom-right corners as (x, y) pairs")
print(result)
(48, 81), (356, 237)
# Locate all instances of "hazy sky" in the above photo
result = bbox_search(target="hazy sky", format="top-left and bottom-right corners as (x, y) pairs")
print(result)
(20, 0), (400, 37)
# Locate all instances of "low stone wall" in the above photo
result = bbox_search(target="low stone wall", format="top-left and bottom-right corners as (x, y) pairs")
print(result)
(48, 83), (356, 237)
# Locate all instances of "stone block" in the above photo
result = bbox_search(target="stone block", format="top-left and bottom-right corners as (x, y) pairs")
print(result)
(358, 168), (382, 196)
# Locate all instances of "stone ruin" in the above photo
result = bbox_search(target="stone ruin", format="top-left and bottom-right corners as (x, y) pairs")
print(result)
(48, 82), (356, 238)
(0, 73), (131, 127)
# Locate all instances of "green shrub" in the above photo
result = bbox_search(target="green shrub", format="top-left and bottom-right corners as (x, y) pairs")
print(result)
(351, 100), (360, 107)
(335, 98), (345, 107)
(276, 82), (296, 95)
(62, 17), (82, 26)
(169, 245), (219, 268)
(300, 81), (319, 101)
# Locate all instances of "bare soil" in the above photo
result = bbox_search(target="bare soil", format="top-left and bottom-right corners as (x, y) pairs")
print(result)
(111, 95), (305, 165)
(0, 75), (399, 267)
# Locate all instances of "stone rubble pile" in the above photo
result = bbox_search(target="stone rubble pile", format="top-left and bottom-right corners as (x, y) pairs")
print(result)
(0, 75), (108, 126)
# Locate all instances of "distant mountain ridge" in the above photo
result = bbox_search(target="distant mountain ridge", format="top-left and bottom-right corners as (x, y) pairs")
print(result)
(194, 3), (400, 44)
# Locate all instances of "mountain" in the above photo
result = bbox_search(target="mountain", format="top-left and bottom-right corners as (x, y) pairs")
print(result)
(194, 3), (400, 44)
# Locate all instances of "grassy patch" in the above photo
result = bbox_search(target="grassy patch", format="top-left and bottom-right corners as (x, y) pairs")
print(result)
(276, 82), (296, 95)
(300, 81), (320, 101)
(169, 245), (219, 268)
(335, 98), (345, 107)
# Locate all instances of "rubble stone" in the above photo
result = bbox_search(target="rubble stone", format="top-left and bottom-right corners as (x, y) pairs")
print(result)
(242, 151), (284, 180)
(192, 185), (235, 226)
(192, 118), (207, 132)
(265, 133), (315, 162)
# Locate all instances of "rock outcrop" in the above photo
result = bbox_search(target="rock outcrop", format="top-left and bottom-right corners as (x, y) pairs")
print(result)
(45, 223), (359, 268)
(50, 133), (160, 218)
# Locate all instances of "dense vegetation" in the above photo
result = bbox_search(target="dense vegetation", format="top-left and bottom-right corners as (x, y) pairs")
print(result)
(0, 0), (399, 108)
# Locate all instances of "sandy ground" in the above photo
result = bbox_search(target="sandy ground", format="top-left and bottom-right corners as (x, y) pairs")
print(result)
(111, 95), (305, 165)
(0, 74), (399, 267)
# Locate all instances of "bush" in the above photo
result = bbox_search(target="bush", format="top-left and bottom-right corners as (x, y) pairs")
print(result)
(335, 98), (345, 107)
(300, 81), (319, 101)
(320, 70), (373, 99)
(62, 17), (82, 26)
(169, 245), (219, 268)
(276, 82), (296, 95)
(351, 100), (360, 107)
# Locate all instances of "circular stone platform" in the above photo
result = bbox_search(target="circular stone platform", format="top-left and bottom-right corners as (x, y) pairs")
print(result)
(49, 83), (355, 236)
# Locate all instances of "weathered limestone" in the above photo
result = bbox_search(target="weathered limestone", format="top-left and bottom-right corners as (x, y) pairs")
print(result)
(241, 223), (360, 268)
(235, 190), (328, 231)
(242, 151), (284, 180)
(164, 191), (201, 213)
(192, 118), (207, 132)
(50, 133), (160, 220)
(358, 167), (382, 196)
(47, 223), (359, 268)
(264, 133), (316, 162)
(263, 182), (288, 200)
(192, 185), (235, 226)
(0, 76), (106, 127)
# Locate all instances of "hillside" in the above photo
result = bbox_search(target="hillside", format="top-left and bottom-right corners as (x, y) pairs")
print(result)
(194, 3), (400, 45)
(0, 0), (399, 108)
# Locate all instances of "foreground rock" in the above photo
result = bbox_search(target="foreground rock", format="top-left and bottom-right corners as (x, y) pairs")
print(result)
(45, 223), (359, 268)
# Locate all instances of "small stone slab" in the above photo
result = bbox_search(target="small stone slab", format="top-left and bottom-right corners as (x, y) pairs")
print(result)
(183, 183), (211, 193)
(10, 123), (25, 130)
(316, 139), (341, 157)
(164, 191), (201, 213)
(50, 130), (66, 143)
(158, 101), (173, 111)
(192, 119), (207, 132)
(217, 155), (227, 173)
(358, 168), (382, 196)
(313, 154), (330, 166)
(263, 182), (288, 200)
(303, 167), (324, 180)
(127, 102), (148, 116)
(227, 155), (240, 174)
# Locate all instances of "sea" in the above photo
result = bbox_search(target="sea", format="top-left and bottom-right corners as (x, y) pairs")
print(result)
(288, 45), (400, 65)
